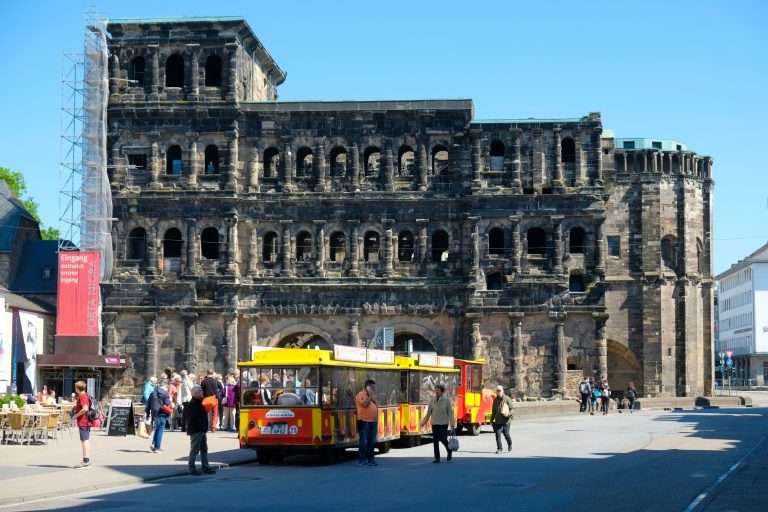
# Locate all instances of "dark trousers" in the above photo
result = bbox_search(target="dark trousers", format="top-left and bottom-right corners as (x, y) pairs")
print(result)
(580, 392), (590, 412)
(358, 421), (377, 462)
(180, 402), (190, 431)
(432, 424), (451, 460)
(493, 422), (512, 451)
(601, 397), (610, 414)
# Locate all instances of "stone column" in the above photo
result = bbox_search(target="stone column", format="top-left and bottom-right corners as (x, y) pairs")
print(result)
(147, 225), (159, 275)
(248, 141), (260, 191)
(382, 219), (395, 277)
(142, 312), (158, 378)
(508, 313), (524, 392)
(593, 127), (603, 186)
(510, 216), (521, 274)
(467, 313), (484, 361)
(348, 220), (360, 277)
(148, 140), (160, 188)
(226, 129), (238, 191)
(350, 142), (360, 191)
(642, 150), (649, 173)
(418, 142), (428, 190)
(652, 150), (659, 173)
(280, 220), (293, 277)
(109, 50), (120, 95)
(549, 311), (567, 395)
(148, 45), (159, 100)
(182, 313), (198, 373)
(593, 312), (609, 381)
(552, 216), (564, 274)
(383, 145), (394, 191)
(223, 312), (238, 375)
(282, 142), (294, 192)
(245, 314), (259, 355)
(472, 138), (482, 184)
(469, 216), (481, 287)
(314, 220), (326, 277)
(417, 219), (429, 275)
(314, 141), (327, 192)
(188, 138), (199, 189)
(225, 216), (238, 276)
(247, 222), (259, 278)
(553, 127), (562, 183)
(187, 44), (200, 102)
(348, 314), (361, 347)
(225, 42), (239, 103)
(103, 312), (118, 355)
(594, 215), (605, 276)
(185, 221), (197, 276)
(512, 129), (522, 188)
(574, 127), (584, 185)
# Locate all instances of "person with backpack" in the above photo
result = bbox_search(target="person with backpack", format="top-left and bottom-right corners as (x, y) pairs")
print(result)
(489, 385), (515, 454)
(600, 380), (611, 415)
(588, 377), (598, 415)
(625, 381), (638, 413)
(145, 383), (172, 453)
(71, 380), (94, 470)
(578, 377), (591, 413)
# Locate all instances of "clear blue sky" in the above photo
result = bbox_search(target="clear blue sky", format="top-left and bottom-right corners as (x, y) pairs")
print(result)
(0, 1), (765, 276)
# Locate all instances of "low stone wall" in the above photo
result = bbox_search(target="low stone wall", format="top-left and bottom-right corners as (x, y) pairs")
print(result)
(511, 399), (580, 418)
(634, 396), (752, 410)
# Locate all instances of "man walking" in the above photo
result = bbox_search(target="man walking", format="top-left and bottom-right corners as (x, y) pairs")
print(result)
(201, 369), (219, 432)
(146, 383), (172, 453)
(187, 385), (216, 476)
(356, 379), (378, 466)
(419, 384), (455, 463)
(578, 376), (591, 413)
(490, 385), (515, 454)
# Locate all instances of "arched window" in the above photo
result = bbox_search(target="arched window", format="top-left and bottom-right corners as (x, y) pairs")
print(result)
(329, 232), (346, 262)
(398, 146), (414, 176)
(398, 231), (414, 262)
(330, 147), (347, 177)
(488, 227), (504, 256)
(128, 227), (147, 260)
(163, 228), (182, 257)
(432, 145), (449, 174)
(364, 231), (380, 262)
(432, 230), (449, 262)
(262, 232), (279, 262)
(264, 147), (280, 178)
(527, 227), (546, 256)
(570, 227), (585, 254)
(296, 231), (312, 261)
(364, 147), (380, 178)
(661, 236), (676, 268)
(201, 227), (219, 260)
(166, 145), (182, 174)
(204, 55), (222, 87)
(204, 145), (219, 174)
(561, 137), (576, 163)
(490, 140), (504, 171)
(296, 147), (313, 178)
(165, 54), (184, 88)
(569, 273), (585, 292)
(487, 271), (503, 290)
(130, 56), (145, 87)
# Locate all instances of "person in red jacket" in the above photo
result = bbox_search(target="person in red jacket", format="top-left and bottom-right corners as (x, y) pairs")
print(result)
(71, 381), (93, 469)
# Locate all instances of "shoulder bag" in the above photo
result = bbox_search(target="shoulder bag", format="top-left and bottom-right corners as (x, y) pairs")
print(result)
(447, 427), (460, 452)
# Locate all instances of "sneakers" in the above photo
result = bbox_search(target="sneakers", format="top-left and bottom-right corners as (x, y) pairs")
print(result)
(188, 469), (202, 476)
(359, 461), (368, 466)
(508, 444), (512, 452)
(447, 451), (452, 461)
(201, 467), (217, 474)
(432, 459), (440, 463)
(367, 461), (378, 466)
(155, 449), (164, 453)
(150, 443), (156, 452)
(73, 461), (91, 470)
(495, 449), (502, 454)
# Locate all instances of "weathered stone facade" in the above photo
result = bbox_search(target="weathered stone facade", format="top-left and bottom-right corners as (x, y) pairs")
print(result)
(102, 17), (714, 399)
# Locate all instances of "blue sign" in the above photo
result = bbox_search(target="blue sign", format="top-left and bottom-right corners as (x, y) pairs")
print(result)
(726, 359), (733, 367)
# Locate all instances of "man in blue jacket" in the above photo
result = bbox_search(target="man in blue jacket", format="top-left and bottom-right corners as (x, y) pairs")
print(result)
(145, 383), (171, 453)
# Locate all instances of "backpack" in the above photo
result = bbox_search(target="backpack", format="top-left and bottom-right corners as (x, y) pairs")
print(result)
(86, 395), (101, 421)
(579, 382), (589, 394)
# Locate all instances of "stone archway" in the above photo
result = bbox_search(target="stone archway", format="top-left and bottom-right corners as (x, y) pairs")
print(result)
(392, 332), (436, 355)
(606, 339), (643, 392)
(278, 332), (332, 350)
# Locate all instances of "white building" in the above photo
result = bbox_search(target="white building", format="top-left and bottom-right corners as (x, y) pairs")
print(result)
(715, 243), (768, 386)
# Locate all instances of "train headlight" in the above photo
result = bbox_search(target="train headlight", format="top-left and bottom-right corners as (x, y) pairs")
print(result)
(249, 421), (256, 429)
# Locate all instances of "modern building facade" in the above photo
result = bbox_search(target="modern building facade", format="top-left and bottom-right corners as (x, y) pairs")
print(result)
(100, 17), (715, 399)
(715, 244), (768, 386)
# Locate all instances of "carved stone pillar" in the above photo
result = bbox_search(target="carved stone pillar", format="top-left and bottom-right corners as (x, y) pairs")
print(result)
(348, 314), (361, 347)
(594, 215), (605, 276)
(282, 142), (294, 192)
(147, 225), (159, 275)
(248, 141), (260, 191)
(511, 129), (522, 188)
(248, 222), (259, 278)
(280, 220), (293, 277)
(109, 50), (120, 95)
(103, 312), (118, 355)
(417, 219), (429, 276)
(148, 140), (160, 188)
(350, 142), (360, 192)
(348, 220), (360, 277)
(142, 312), (158, 378)
(552, 216), (564, 274)
(574, 127), (584, 185)
(225, 216), (238, 276)
(508, 313), (524, 392)
(223, 312), (238, 375)
(593, 312), (609, 381)
(553, 127), (562, 183)
(593, 127), (604, 186)
(187, 44), (199, 102)
(383, 146), (394, 191)
(469, 216), (481, 287)
(225, 42), (238, 103)
(148, 45), (159, 100)
(182, 313), (198, 373)
(472, 138), (482, 184)
(510, 216), (521, 274)
(314, 141), (327, 192)
(185, 221), (197, 276)
(382, 219), (394, 277)
(314, 220), (326, 277)
(418, 142), (428, 190)
(467, 313), (484, 361)
(226, 130), (238, 191)
(245, 314), (259, 354)
(549, 311), (567, 395)
(188, 138), (199, 189)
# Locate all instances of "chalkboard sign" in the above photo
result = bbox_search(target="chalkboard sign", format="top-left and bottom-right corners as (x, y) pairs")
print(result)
(106, 399), (136, 436)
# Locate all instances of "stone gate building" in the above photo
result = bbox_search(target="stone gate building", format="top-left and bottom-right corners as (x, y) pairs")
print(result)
(101, 17), (714, 399)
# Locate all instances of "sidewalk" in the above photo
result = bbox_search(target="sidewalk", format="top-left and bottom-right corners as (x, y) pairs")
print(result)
(0, 427), (257, 508)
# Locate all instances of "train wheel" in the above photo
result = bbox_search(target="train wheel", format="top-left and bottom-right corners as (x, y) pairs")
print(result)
(272, 453), (285, 464)
(408, 435), (421, 448)
(454, 423), (465, 435)
(470, 423), (481, 436)
(333, 448), (346, 463)
(256, 450), (272, 465)
(377, 440), (392, 454)
(318, 448), (334, 465)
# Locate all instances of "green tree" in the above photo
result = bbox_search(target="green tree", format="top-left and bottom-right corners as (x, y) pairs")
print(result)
(0, 166), (58, 240)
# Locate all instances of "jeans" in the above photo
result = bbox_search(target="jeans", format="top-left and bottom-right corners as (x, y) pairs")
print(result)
(188, 432), (210, 470)
(431, 424), (451, 460)
(152, 415), (167, 449)
(358, 421), (377, 463)
(493, 422), (512, 451)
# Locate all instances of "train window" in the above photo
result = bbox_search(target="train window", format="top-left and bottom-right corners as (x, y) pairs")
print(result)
(240, 366), (317, 406)
(464, 365), (472, 390)
(471, 364), (483, 393)
(371, 369), (400, 406)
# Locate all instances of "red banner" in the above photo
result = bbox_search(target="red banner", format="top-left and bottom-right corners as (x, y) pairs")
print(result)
(57, 252), (101, 337)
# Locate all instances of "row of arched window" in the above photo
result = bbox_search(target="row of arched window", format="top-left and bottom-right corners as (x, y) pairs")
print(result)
(486, 227), (586, 256)
(128, 54), (223, 88)
(487, 138), (576, 171)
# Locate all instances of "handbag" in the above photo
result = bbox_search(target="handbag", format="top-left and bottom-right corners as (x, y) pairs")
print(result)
(501, 402), (510, 418)
(202, 395), (218, 412)
(137, 419), (149, 438)
(447, 428), (460, 452)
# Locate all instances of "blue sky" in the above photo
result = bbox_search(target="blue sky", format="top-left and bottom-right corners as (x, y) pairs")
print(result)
(0, 0), (765, 276)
